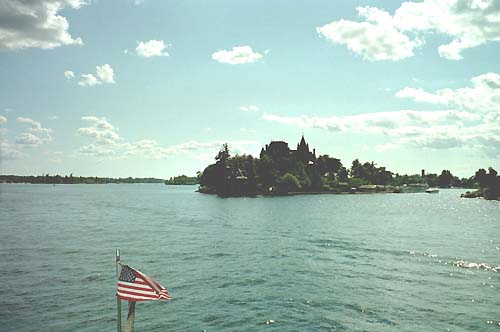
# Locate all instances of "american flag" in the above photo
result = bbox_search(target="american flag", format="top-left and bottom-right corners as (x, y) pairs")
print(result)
(117, 265), (172, 302)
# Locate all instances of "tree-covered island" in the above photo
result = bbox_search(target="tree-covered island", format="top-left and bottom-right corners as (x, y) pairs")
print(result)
(165, 175), (199, 185)
(461, 167), (500, 200)
(198, 136), (499, 199)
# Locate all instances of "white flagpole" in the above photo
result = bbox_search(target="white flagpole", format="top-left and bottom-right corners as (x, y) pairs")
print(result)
(125, 301), (136, 332)
(116, 249), (122, 332)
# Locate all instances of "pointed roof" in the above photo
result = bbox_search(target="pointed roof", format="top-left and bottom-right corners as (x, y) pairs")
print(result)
(297, 134), (309, 151)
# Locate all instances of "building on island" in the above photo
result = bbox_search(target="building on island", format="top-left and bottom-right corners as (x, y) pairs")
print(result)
(260, 135), (316, 165)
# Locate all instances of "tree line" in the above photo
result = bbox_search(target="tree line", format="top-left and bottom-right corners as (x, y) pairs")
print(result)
(463, 167), (500, 200)
(0, 174), (165, 184)
(165, 175), (199, 185)
(198, 143), (497, 197)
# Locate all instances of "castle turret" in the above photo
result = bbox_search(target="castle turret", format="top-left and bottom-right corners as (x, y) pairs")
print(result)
(293, 135), (316, 164)
(297, 134), (309, 152)
(260, 147), (266, 159)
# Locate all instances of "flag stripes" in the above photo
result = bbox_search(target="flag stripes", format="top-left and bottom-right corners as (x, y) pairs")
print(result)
(117, 265), (172, 302)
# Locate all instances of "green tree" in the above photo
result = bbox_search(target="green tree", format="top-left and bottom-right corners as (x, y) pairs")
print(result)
(215, 143), (230, 162)
(338, 167), (348, 181)
(277, 173), (301, 193)
(291, 161), (311, 190)
(438, 170), (454, 188)
(256, 154), (278, 189)
(316, 155), (342, 177)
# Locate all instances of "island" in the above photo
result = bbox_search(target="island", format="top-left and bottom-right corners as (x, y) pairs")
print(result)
(461, 167), (500, 201)
(165, 175), (199, 185)
(197, 135), (492, 198)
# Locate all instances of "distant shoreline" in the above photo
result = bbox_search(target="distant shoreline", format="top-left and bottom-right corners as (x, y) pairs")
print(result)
(0, 182), (169, 185)
(0, 174), (201, 185)
(0, 174), (166, 185)
(198, 187), (473, 198)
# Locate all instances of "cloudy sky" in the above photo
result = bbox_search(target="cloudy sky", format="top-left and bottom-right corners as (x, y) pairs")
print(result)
(1, 0), (499, 178)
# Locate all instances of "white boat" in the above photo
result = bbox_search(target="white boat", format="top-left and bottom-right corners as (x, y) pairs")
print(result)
(425, 188), (439, 193)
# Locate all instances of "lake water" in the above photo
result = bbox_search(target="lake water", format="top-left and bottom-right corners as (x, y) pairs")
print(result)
(0, 184), (499, 332)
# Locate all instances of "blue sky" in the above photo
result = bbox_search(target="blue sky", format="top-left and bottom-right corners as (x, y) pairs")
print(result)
(1, 0), (499, 178)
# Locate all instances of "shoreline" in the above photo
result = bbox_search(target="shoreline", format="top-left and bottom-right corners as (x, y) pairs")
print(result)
(461, 188), (500, 201)
(197, 188), (470, 197)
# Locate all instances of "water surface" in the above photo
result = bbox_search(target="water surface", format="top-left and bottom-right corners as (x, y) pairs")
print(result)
(0, 184), (499, 331)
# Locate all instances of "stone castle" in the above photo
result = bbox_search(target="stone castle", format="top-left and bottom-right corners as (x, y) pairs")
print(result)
(260, 135), (316, 165)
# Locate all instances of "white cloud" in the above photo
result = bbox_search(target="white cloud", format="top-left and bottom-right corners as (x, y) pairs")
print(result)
(79, 143), (117, 157)
(0, 0), (87, 51)
(0, 115), (7, 124)
(377, 118), (500, 153)
(15, 132), (43, 146)
(396, 87), (450, 104)
(77, 116), (121, 157)
(262, 73), (500, 156)
(212, 46), (263, 64)
(136, 40), (169, 57)
(0, 142), (25, 160)
(78, 64), (115, 87)
(263, 109), (500, 155)
(64, 70), (75, 79)
(0, 117), (51, 160)
(78, 116), (121, 145)
(318, 1), (500, 61)
(396, 72), (500, 112)
(394, 0), (500, 60)
(96, 64), (115, 84)
(391, 72), (500, 155)
(262, 109), (480, 134)
(240, 105), (260, 112)
(125, 139), (245, 160)
(78, 74), (101, 87)
(76, 116), (259, 159)
(15, 117), (53, 147)
(316, 7), (423, 61)
(17, 117), (52, 135)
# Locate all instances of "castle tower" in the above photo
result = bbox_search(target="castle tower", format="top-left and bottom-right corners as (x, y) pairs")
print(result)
(294, 134), (315, 164)
(297, 134), (310, 153)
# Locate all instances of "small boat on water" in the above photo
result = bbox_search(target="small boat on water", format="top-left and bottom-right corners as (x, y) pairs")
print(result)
(425, 188), (439, 193)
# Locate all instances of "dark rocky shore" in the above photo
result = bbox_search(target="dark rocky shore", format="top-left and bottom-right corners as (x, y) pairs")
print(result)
(461, 188), (500, 201)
